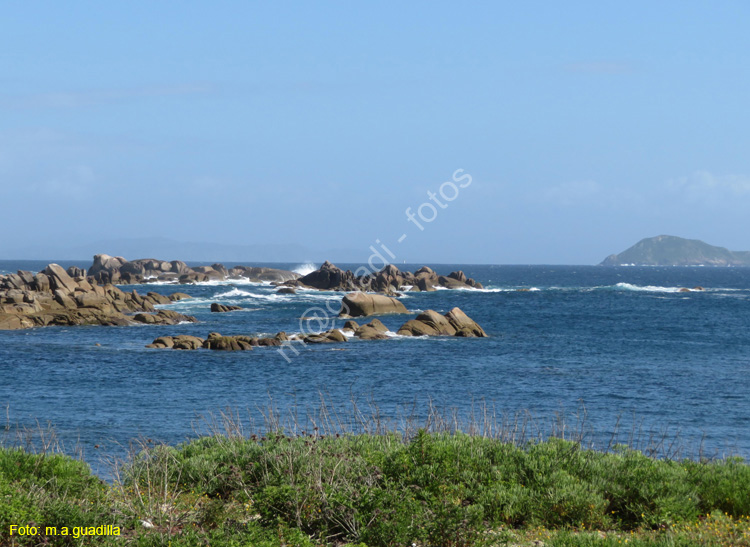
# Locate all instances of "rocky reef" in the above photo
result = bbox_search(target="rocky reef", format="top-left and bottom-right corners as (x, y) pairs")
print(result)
(286, 261), (483, 293)
(1, 254), (488, 333)
(0, 264), (196, 330)
(19, 254), (479, 292)
(87, 254), (300, 284)
(145, 306), (486, 351)
(146, 331), (291, 350)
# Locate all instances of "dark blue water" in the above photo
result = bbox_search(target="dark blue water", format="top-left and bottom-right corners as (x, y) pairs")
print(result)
(2, 261), (750, 476)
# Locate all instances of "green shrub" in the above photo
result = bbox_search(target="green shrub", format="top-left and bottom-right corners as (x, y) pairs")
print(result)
(5, 426), (750, 547)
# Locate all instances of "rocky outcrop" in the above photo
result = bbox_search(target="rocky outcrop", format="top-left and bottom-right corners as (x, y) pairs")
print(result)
(132, 309), (196, 325)
(397, 307), (487, 338)
(0, 264), (197, 330)
(444, 307), (488, 337)
(398, 310), (457, 336)
(296, 261), (359, 291)
(82, 255), (480, 292)
(286, 262), (482, 292)
(147, 331), (291, 350)
(203, 332), (255, 351)
(144, 307), (486, 351)
(339, 292), (408, 317)
(87, 254), (300, 285)
(210, 303), (243, 313)
(146, 335), (205, 350)
(354, 318), (390, 340)
(342, 320), (359, 333)
(44, 264), (81, 294)
(303, 329), (348, 344)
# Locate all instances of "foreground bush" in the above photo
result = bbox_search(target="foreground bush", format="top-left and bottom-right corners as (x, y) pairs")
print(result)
(2, 431), (750, 546)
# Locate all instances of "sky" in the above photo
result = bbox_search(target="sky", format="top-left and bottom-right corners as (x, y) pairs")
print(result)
(2, 2), (750, 264)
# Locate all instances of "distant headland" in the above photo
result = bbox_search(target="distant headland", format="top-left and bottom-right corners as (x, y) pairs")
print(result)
(601, 235), (750, 266)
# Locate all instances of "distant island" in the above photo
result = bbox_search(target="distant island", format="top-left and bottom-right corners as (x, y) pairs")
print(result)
(601, 235), (750, 266)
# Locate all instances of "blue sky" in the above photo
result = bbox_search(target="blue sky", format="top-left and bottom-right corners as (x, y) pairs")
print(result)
(2, 2), (750, 264)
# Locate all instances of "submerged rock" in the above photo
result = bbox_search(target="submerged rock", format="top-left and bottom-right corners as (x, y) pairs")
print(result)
(146, 331), (290, 350)
(146, 335), (205, 350)
(143, 306), (486, 351)
(203, 332), (254, 351)
(210, 303), (243, 313)
(304, 329), (348, 344)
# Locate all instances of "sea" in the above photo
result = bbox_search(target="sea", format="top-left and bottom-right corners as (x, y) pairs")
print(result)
(2, 260), (750, 478)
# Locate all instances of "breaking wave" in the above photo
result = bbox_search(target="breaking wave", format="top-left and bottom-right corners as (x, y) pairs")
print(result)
(614, 283), (687, 293)
(292, 263), (317, 276)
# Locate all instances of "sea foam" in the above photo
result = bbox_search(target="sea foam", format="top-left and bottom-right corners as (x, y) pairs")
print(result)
(292, 263), (317, 276)
(614, 283), (684, 293)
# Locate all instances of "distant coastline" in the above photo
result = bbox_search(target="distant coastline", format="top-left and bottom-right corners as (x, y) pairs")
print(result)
(601, 235), (750, 267)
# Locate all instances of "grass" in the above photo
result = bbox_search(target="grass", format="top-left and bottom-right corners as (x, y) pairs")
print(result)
(1, 400), (749, 546)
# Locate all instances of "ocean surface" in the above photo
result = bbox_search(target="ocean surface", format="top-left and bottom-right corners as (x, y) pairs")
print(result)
(2, 261), (750, 477)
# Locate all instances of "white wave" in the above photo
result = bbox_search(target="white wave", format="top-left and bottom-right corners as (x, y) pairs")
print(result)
(385, 332), (428, 340)
(292, 263), (317, 276)
(614, 283), (684, 293)
(213, 288), (254, 298)
(432, 285), (486, 292)
(211, 287), (295, 302)
(299, 294), (342, 301)
(292, 289), (344, 301)
(125, 278), (270, 287)
(156, 297), (213, 307)
(198, 278), (269, 286)
(470, 287), (514, 292)
(449, 286), (530, 293)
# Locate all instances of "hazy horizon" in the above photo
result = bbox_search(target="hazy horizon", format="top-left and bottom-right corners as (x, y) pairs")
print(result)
(3, 3), (749, 264)
(3, 233), (750, 268)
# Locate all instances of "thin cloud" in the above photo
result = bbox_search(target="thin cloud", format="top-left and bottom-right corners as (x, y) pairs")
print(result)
(542, 180), (601, 206)
(665, 170), (750, 204)
(563, 61), (634, 74)
(0, 83), (214, 110)
(189, 176), (231, 193)
(29, 165), (97, 200)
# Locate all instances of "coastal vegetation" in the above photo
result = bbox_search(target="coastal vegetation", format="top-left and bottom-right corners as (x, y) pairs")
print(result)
(2, 404), (750, 546)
